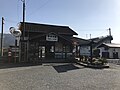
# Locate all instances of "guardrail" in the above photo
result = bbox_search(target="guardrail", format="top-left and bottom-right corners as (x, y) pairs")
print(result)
(107, 59), (120, 64)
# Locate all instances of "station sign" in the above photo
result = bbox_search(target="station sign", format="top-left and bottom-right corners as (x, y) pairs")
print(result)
(46, 33), (58, 41)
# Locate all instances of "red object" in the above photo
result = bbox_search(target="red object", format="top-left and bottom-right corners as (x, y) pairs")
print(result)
(8, 49), (12, 63)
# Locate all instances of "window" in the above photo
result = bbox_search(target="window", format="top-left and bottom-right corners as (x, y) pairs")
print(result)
(66, 46), (70, 52)
(50, 46), (54, 52)
(104, 46), (109, 50)
(55, 42), (62, 52)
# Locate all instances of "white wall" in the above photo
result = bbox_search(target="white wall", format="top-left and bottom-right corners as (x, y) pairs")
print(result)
(109, 48), (120, 59)
(99, 47), (109, 58)
(99, 47), (120, 59)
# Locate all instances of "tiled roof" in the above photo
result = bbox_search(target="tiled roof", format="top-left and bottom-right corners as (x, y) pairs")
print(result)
(103, 43), (120, 48)
(90, 35), (113, 43)
(90, 35), (113, 48)
(18, 22), (78, 35)
(72, 37), (90, 45)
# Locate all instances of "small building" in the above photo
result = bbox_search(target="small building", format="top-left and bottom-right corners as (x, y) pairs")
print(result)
(98, 43), (120, 59)
(90, 35), (113, 49)
(91, 35), (113, 57)
(72, 35), (113, 58)
(18, 22), (78, 62)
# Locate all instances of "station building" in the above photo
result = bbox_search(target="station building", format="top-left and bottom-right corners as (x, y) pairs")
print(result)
(18, 22), (78, 62)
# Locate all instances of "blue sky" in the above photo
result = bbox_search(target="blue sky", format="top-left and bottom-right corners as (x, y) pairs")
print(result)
(0, 0), (120, 43)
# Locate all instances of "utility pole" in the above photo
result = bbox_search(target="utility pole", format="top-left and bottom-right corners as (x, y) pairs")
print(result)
(21, 0), (26, 62)
(23, 0), (26, 62)
(108, 28), (111, 36)
(90, 40), (93, 64)
(90, 34), (91, 39)
(22, 0), (25, 39)
(108, 28), (112, 43)
(1, 17), (4, 56)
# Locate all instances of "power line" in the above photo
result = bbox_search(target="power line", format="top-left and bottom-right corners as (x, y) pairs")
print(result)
(17, 0), (21, 22)
(26, 0), (31, 5)
(5, 19), (18, 24)
(78, 29), (108, 39)
(78, 29), (107, 31)
(27, 0), (51, 17)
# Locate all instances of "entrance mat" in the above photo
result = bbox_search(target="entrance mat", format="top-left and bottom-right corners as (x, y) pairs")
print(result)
(53, 64), (80, 73)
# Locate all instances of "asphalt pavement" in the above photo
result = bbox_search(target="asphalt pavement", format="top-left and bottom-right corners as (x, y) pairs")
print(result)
(0, 63), (119, 90)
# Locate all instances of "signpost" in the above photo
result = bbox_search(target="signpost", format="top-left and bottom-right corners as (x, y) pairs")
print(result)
(9, 27), (21, 63)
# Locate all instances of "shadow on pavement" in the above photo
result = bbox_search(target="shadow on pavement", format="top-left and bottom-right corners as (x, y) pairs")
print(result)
(53, 63), (84, 73)
(0, 63), (42, 69)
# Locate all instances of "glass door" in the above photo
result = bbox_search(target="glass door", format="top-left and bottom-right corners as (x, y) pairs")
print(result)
(38, 46), (45, 59)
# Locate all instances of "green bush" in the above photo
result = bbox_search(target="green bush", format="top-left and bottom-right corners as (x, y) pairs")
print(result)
(92, 60), (102, 65)
(98, 58), (107, 65)
(92, 58), (107, 65)
(80, 56), (108, 65)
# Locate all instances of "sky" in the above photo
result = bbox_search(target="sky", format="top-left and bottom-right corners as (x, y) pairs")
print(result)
(0, 0), (120, 43)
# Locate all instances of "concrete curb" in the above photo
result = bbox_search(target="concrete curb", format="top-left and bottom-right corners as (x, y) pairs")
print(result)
(76, 62), (109, 69)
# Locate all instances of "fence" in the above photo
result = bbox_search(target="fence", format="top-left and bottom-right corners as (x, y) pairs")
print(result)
(107, 59), (120, 64)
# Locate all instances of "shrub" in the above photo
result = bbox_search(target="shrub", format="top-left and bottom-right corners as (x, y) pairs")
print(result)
(91, 58), (107, 65)
(98, 58), (107, 65)
(92, 60), (102, 65)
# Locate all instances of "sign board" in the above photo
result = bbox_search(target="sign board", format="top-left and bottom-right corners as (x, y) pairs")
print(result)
(46, 33), (58, 41)
(10, 47), (19, 52)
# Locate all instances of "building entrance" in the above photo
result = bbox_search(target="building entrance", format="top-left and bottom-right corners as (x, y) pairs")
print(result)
(113, 52), (118, 59)
(38, 46), (45, 59)
(38, 43), (55, 59)
(45, 44), (55, 59)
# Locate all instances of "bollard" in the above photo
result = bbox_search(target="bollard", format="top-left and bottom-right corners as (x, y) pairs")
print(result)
(8, 51), (12, 63)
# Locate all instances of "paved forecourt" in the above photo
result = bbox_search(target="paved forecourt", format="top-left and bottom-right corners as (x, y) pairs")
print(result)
(0, 63), (119, 90)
